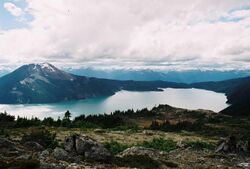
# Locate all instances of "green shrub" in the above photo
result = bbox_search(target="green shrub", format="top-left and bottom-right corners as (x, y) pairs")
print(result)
(15, 116), (41, 128)
(104, 141), (130, 155)
(139, 138), (177, 152)
(111, 125), (139, 132)
(22, 128), (58, 148)
(0, 128), (9, 137)
(150, 120), (203, 132)
(73, 121), (100, 128)
(0, 112), (15, 128)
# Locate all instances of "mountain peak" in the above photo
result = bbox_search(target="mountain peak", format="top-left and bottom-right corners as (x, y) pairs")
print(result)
(26, 62), (57, 73)
(36, 62), (56, 72)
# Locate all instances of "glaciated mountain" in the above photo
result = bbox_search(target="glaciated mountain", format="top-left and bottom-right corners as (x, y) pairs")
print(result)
(0, 63), (186, 104)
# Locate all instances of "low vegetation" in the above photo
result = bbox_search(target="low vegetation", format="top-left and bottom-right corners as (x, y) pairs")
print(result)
(104, 141), (130, 155)
(115, 155), (160, 169)
(22, 128), (59, 148)
(139, 138), (177, 152)
(0, 102), (249, 169)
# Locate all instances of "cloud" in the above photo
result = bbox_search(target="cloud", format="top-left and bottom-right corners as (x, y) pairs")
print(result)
(1, 0), (250, 70)
(3, 2), (23, 17)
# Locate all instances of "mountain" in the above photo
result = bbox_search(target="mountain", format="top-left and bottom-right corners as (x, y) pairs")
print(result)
(191, 76), (250, 116)
(0, 63), (187, 104)
(67, 68), (250, 83)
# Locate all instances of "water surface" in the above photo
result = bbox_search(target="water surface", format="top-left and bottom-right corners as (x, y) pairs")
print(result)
(0, 88), (229, 119)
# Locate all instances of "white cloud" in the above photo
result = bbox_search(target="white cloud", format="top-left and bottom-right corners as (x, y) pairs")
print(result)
(1, 0), (250, 70)
(3, 2), (23, 17)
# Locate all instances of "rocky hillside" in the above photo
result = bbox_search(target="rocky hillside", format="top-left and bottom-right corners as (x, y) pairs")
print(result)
(0, 104), (250, 168)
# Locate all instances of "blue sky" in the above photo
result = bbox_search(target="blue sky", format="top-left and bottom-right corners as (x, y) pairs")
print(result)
(0, 0), (32, 30)
(1, 0), (250, 71)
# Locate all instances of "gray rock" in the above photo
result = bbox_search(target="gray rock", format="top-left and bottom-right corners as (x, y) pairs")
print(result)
(16, 154), (32, 160)
(237, 162), (250, 169)
(216, 135), (249, 153)
(0, 138), (18, 151)
(118, 146), (167, 161)
(24, 141), (44, 151)
(64, 136), (75, 152)
(64, 134), (112, 162)
(39, 149), (51, 161)
(39, 161), (65, 169)
(118, 146), (178, 168)
(52, 147), (69, 161)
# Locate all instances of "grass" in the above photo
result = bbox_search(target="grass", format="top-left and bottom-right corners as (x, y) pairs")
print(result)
(104, 138), (177, 155)
(139, 138), (177, 152)
(21, 128), (59, 148)
(104, 141), (130, 155)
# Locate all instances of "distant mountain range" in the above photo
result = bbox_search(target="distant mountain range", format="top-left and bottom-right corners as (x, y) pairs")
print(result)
(0, 63), (186, 104)
(67, 68), (250, 83)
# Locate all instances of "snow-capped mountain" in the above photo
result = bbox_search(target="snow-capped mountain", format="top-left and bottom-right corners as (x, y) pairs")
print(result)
(0, 63), (186, 104)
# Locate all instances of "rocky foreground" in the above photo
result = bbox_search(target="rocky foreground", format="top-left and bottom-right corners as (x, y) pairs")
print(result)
(0, 130), (249, 169)
(0, 104), (250, 168)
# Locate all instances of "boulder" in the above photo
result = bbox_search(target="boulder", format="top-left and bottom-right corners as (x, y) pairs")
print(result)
(52, 147), (69, 161)
(64, 136), (75, 152)
(237, 162), (250, 169)
(24, 141), (44, 151)
(118, 146), (178, 168)
(0, 138), (18, 151)
(64, 134), (112, 162)
(216, 135), (249, 153)
(15, 154), (32, 160)
(0, 137), (23, 156)
(117, 146), (166, 161)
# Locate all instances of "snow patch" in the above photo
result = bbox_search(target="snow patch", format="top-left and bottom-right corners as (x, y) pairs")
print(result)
(20, 73), (51, 85)
(39, 63), (56, 72)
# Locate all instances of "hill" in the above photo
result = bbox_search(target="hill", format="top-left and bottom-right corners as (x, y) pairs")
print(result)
(192, 76), (250, 116)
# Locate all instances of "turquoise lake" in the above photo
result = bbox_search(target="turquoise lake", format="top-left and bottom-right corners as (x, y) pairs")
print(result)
(0, 88), (229, 119)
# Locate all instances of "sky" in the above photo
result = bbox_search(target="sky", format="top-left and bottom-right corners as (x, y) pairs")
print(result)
(1, 0), (250, 71)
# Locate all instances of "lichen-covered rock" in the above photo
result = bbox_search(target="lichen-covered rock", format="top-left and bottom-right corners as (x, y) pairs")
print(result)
(52, 147), (69, 161)
(64, 134), (112, 162)
(64, 136), (75, 152)
(216, 135), (249, 153)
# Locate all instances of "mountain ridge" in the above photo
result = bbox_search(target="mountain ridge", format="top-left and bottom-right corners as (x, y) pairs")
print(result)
(67, 68), (250, 83)
(191, 76), (250, 116)
(0, 63), (187, 104)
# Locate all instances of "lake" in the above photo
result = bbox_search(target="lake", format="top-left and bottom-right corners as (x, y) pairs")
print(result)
(0, 88), (229, 119)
